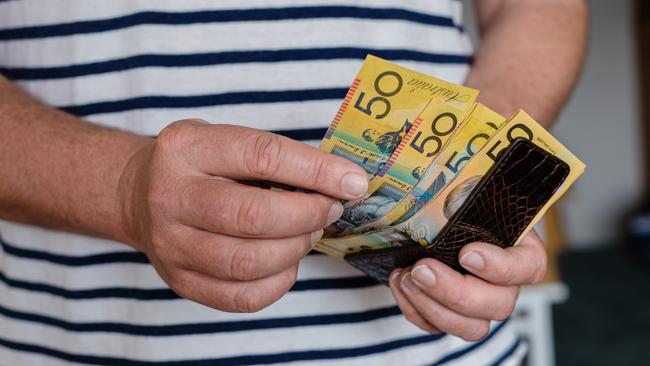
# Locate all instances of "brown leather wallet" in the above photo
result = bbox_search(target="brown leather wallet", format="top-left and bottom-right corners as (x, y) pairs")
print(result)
(344, 138), (570, 285)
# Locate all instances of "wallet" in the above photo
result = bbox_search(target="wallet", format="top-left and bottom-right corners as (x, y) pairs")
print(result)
(344, 138), (571, 285)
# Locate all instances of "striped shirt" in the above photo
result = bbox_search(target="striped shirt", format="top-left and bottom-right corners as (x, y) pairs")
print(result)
(0, 1), (526, 365)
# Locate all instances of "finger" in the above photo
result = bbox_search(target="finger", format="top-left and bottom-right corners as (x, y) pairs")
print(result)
(458, 230), (548, 286)
(409, 258), (519, 321)
(163, 122), (369, 199)
(171, 264), (299, 313)
(176, 227), (320, 281)
(178, 177), (342, 238)
(389, 268), (441, 334)
(399, 270), (490, 341)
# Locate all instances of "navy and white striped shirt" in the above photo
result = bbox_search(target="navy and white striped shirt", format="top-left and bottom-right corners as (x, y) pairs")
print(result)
(0, 1), (525, 365)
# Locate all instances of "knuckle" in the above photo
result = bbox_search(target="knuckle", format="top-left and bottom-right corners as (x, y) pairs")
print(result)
(441, 282), (467, 310)
(298, 195), (332, 229)
(244, 133), (284, 179)
(442, 317), (466, 336)
(229, 245), (260, 280)
(157, 120), (196, 152)
(231, 287), (266, 313)
(498, 262), (517, 284)
(305, 156), (330, 189)
(146, 228), (176, 262)
(531, 264), (547, 284)
(463, 321), (490, 342)
(235, 193), (272, 236)
(296, 234), (313, 256)
(148, 234), (166, 257)
(164, 269), (190, 296)
(494, 297), (517, 321)
(531, 250), (548, 284)
(280, 266), (299, 292)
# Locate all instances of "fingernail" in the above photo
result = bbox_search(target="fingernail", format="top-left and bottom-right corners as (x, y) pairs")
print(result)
(326, 202), (344, 225)
(390, 269), (402, 283)
(310, 229), (324, 245)
(401, 273), (421, 293)
(341, 173), (368, 198)
(411, 265), (437, 288)
(460, 251), (485, 271)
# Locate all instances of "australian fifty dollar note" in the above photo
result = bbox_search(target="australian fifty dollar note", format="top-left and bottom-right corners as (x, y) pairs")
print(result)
(341, 103), (507, 235)
(315, 110), (585, 257)
(329, 101), (474, 234)
(319, 55), (478, 177)
(399, 110), (585, 246)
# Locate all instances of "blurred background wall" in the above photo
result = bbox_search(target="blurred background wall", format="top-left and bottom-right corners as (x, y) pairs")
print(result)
(463, 0), (643, 249)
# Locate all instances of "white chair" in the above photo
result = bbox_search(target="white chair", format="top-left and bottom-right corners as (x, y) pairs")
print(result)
(511, 209), (569, 366)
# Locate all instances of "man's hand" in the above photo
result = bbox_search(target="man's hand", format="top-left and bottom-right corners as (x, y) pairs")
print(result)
(389, 231), (547, 340)
(117, 119), (368, 313)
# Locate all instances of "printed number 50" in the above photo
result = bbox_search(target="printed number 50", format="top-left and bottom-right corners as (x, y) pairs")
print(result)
(354, 71), (403, 120)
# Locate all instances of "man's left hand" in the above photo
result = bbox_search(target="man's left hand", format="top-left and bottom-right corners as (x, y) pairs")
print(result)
(389, 230), (547, 340)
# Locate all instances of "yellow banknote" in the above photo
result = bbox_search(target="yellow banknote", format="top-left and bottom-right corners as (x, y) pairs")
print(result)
(397, 109), (586, 246)
(343, 103), (506, 235)
(315, 229), (412, 258)
(316, 110), (585, 256)
(320, 55), (478, 176)
(327, 101), (473, 234)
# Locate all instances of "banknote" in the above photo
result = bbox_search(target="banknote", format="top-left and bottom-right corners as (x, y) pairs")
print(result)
(319, 55), (478, 176)
(316, 228), (412, 258)
(397, 109), (586, 246)
(315, 110), (585, 255)
(326, 101), (473, 234)
(342, 103), (507, 235)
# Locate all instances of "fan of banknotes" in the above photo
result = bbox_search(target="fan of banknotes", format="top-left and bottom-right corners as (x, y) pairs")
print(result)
(314, 55), (585, 274)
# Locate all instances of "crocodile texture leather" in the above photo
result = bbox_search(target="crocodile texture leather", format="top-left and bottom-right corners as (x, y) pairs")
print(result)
(344, 138), (571, 285)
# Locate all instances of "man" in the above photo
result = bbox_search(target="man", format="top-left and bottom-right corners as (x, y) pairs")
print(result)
(0, 1), (587, 365)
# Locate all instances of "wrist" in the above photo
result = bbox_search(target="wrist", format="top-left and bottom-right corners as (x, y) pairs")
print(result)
(116, 141), (154, 252)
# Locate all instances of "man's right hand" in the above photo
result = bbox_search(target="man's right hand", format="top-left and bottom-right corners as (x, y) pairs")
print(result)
(117, 120), (368, 312)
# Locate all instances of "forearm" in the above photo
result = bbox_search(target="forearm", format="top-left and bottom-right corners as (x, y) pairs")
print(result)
(0, 76), (152, 245)
(465, 0), (588, 128)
